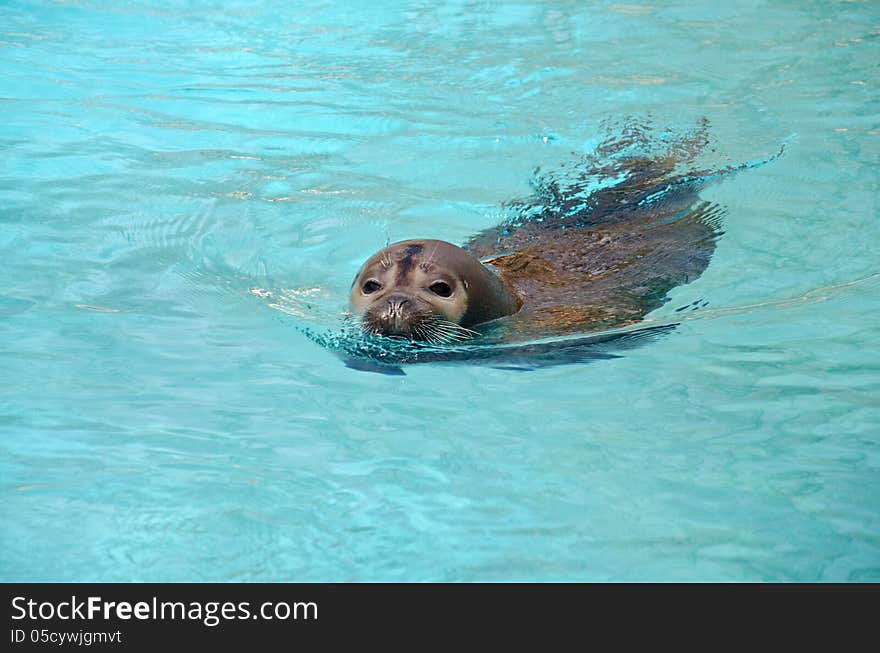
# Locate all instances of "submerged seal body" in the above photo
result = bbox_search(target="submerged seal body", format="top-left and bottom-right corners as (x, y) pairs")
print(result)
(349, 129), (741, 345)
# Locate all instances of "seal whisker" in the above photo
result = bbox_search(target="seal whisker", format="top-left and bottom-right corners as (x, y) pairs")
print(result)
(420, 322), (450, 345)
(413, 324), (430, 342)
(418, 317), (478, 344)
(430, 318), (479, 339)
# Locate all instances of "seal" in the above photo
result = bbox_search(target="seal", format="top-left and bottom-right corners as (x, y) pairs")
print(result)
(349, 239), (521, 343)
(348, 124), (765, 346)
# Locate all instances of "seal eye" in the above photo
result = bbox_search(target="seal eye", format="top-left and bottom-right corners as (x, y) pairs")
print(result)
(362, 279), (382, 294)
(429, 281), (453, 297)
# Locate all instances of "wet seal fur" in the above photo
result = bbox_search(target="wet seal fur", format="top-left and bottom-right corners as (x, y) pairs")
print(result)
(344, 122), (780, 367)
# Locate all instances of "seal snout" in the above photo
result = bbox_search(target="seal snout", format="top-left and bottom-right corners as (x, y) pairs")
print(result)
(384, 294), (410, 315)
(368, 292), (421, 338)
(383, 294), (412, 335)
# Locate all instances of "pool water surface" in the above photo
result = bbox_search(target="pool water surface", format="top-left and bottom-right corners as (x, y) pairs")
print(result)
(1, 0), (878, 581)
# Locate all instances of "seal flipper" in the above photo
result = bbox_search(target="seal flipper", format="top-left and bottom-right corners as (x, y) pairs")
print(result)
(488, 349), (621, 372)
(484, 323), (676, 370)
(343, 357), (406, 375)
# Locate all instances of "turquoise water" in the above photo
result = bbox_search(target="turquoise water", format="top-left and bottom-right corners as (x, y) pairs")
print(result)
(1, 0), (878, 581)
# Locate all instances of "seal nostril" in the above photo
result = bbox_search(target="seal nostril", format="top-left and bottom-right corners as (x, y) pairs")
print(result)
(382, 296), (411, 319)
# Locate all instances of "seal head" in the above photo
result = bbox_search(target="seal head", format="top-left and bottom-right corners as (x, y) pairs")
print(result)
(349, 239), (521, 342)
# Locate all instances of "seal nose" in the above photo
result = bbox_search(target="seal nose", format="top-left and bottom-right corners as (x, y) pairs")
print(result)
(384, 294), (410, 316)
